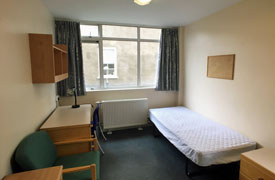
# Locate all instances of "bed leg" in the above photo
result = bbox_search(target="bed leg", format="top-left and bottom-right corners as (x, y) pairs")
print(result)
(185, 158), (191, 177)
(153, 127), (161, 137)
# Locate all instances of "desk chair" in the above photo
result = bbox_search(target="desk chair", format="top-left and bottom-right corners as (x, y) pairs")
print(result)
(92, 104), (106, 154)
(15, 131), (100, 180)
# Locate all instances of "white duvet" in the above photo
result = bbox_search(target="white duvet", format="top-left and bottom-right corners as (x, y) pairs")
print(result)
(149, 106), (256, 166)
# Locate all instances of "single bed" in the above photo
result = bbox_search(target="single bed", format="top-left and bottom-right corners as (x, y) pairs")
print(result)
(149, 106), (256, 167)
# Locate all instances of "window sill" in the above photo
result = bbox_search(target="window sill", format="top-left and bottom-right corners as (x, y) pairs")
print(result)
(86, 86), (156, 92)
(96, 76), (118, 80)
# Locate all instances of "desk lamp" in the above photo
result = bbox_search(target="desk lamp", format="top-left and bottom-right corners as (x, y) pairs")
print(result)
(72, 87), (80, 108)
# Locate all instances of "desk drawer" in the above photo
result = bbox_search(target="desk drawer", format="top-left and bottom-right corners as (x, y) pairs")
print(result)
(44, 125), (91, 142)
(240, 172), (252, 180)
(240, 157), (275, 180)
(56, 142), (91, 156)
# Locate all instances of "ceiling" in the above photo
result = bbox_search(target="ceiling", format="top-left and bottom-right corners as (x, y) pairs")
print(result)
(41, 0), (241, 27)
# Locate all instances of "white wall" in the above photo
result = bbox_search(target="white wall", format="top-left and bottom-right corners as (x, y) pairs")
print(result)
(59, 88), (178, 109)
(0, 0), (55, 178)
(182, 0), (275, 147)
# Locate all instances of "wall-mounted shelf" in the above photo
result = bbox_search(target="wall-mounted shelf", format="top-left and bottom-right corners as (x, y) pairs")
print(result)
(29, 34), (68, 83)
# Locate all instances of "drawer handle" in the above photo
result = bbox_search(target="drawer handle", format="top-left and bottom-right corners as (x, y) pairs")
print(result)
(258, 178), (264, 180)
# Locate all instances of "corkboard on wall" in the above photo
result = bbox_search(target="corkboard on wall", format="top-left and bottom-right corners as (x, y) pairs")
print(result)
(207, 54), (235, 80)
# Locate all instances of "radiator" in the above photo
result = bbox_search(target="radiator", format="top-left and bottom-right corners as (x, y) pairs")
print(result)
(100, 98), (148, 130)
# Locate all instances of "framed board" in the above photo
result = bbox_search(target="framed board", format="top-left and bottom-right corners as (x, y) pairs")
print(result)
(207, 54), (235, 80)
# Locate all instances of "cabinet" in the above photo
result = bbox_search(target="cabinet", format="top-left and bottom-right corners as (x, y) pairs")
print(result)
(40, 104), (95, 156)
(240, 148), (275, 180)
(29, 34), (68, 83)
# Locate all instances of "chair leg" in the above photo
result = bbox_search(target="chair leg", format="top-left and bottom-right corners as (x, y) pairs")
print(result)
(97, 141), (105, 155)
(94, 132), (105, 155)
(90, 164), (96, 180)
(93, 138), (98, 151)
(99, 124), (107, 141)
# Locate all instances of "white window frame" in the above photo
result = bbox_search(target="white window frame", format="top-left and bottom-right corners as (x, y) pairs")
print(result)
(81, 23), (161, 89)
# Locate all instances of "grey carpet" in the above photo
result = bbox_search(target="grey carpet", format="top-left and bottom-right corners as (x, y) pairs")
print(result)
(99, 127), (239, 180)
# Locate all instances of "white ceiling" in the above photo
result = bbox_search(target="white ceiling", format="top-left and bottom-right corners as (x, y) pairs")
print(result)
(41, 0), (241, 27)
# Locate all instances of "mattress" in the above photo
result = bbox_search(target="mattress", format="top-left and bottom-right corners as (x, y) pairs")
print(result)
(149, 107), (256, 166)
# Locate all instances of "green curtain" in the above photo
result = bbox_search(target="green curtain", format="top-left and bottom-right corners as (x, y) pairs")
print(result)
(55, 20), (86, 96)
(156, 28), (179, 91)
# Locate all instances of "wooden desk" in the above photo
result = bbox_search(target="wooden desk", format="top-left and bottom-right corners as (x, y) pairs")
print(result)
(40, 104), (93, 156)
(4, 166), (63, 180)
(240, 148), (275, 180)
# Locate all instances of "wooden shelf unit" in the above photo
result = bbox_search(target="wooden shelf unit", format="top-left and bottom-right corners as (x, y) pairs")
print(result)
(29, 34), (68, 83)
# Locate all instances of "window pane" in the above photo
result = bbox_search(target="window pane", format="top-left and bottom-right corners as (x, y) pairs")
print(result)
(103, 47), (117, 78)
(80, 25), (99, 37)
(103, 25), (137, 39)
(103, 47), (116, 63)
(140, 28), (161, 40)
(82, 43), (100, 90)
(103, 40), (137, 88)
(140, 42), (159, 86)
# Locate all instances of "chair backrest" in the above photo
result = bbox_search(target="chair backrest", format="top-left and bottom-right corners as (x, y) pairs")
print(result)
(15, 131), (57, 171)
(91, 104), (100, 133)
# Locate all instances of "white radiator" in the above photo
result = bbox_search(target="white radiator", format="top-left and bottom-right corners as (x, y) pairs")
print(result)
(100, 98), (148, 130)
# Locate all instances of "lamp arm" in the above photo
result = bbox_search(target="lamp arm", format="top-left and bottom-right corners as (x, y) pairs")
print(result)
(72, 88), (80, 108)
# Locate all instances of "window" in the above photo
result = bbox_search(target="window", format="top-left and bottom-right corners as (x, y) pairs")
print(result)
(80, 25), (99, 37)
(103, 25), (137, 39)
(103, 47), (117, 78)
(140, 28), (161, 40)
(140, 42), (159, 86)
(82, 42), (100, 90)
(103, 41), (137, 88)
(81, 24), (161, 90)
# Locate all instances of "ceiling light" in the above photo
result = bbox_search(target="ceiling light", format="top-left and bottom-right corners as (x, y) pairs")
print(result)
(134, 0), (152, 6)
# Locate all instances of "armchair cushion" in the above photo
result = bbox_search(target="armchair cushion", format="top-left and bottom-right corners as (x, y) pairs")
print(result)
(54, 151), (100, 180)
(15, 131), (57, 170)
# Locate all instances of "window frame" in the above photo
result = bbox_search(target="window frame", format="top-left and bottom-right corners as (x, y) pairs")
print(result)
(81, 23), (161, 90)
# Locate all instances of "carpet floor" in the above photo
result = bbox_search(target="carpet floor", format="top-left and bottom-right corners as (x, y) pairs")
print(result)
(100, 127), (239, 180)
